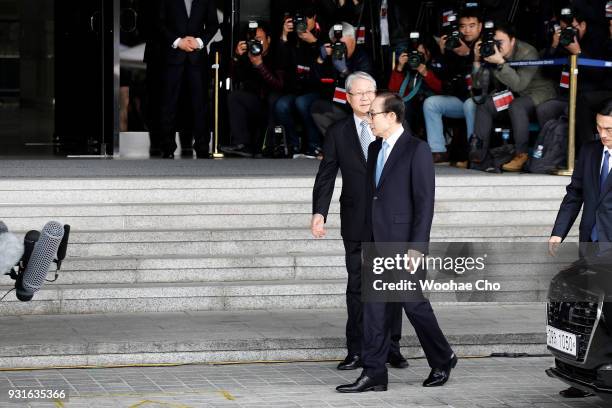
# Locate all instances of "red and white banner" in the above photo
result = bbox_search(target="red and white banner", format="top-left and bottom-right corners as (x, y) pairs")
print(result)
(333, 87), (347, 104)
(296, 65), (311, 75)
(356, 26), (366, 44)
(492, 90), (514, 112)
(560, 71), (570, 89)
(465, 74), (473, 91)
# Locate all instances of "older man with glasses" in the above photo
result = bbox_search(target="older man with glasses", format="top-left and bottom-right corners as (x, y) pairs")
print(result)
(311, 72), (407, 372)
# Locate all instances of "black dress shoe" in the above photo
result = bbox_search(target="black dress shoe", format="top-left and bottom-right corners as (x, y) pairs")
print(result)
(336, 373), (387, 393)
(337, 354), (362, 370)
(161, 153), (175, 159)
(423, 354), (458, 387)
(219, 144), (253, 158)
(559, 387), (594, 398)
(387, 352), (409, 368)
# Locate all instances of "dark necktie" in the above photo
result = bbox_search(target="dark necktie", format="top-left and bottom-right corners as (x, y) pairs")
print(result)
(591, 150), (610, 242)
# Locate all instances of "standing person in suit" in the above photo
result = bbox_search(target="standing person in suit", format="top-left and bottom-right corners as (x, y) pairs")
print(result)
(156, 0), (219, 158)
(337, 92), (456, 393)
(549, 99), (612, 398)
(311, 72), (407, 371)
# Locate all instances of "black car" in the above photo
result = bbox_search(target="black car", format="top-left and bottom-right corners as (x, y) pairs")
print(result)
(545, 256), (612, 400)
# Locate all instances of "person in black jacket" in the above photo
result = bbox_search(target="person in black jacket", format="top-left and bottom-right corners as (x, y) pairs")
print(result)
(220, 23), (289, 157)
(155, 0), (219, 158)
(310, 22), (373, 148)
(311, 72), (407, 373)
(275, 6), (326, 157)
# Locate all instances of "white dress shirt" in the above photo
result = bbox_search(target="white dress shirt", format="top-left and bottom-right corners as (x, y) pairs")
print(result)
(354, 114), (375, 143)
(381, 125), (405, 163)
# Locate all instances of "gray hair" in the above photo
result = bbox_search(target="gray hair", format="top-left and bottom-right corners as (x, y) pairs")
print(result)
(328, 22), (356, 40)
(345, 72), (377, 94)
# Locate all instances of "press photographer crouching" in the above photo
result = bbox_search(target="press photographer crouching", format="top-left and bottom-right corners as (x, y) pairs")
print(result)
(422, 6), (482, 164)
(537, 7), (612, 153)
(388, 32), (443, 137)
(470, 23), (556, 172)
(275, 7), (324, 158)
(220, 22), (289, 158)
(310, 22), (373, 143)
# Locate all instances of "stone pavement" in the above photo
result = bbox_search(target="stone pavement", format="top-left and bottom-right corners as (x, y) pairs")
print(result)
(0, 305), (546, 368)
(0, 357), (608, 408)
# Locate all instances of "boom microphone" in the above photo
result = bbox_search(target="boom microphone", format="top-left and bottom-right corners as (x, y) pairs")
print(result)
(16, 221), (64, 302)
(0, 222), (24, 274)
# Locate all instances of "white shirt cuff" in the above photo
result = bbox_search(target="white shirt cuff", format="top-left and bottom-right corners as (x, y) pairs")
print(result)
(172, 38), (181, 49)
(196, 38), (204, 49)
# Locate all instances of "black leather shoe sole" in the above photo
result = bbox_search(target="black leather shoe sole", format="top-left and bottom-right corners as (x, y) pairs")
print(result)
(337, 361), (363, 370)
(388, 359), (409, 369)
(336, 384), (387, 393)
(559, 387), (594, 398)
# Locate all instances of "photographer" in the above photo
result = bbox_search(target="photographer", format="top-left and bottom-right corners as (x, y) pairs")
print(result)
(422, 7), (482, 163)
(537, 8), (612, 151)
(471, 23), (556, 172)
(388, 33), (443, 136)
(275, 7), (325, 157)
(309, 22), (373, 144)
(220, 23), (289, 158)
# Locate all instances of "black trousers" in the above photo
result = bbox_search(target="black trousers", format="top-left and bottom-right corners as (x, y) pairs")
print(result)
(362, 299), (453, 383)
(161, 62), (208, 155)
(227, 90), (279, 152)
(343, 239), (402, 357)
(474, 95), (536, 154)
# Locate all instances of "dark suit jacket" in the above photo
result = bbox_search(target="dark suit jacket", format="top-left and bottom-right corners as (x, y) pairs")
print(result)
(312, 116), (369, 242)
(156, 0), (218, 65)
(552, 141), (612, 243)
(365, 129), (435, 244)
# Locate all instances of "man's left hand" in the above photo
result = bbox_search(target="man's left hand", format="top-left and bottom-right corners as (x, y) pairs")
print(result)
(484, 44), (505, 65)
(564, 37), (582, 55)
(249, 54), (263, 66)
(298, 30), (317, 44)
(332, 57), (349, 75)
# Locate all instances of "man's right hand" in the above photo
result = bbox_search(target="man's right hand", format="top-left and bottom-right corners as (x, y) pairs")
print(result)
(235, 41), (248, 56)
(178, 37), (196, 52)
(452, 39), (471, 57)
(311, 214), (327, 238)
(551, 28), (561, 49)
(396, 52), (408, 72)
(548, 236), (562, 257)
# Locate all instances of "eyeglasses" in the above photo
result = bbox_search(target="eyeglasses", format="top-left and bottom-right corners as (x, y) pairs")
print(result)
(348, 90), (376, 98)
(366, 111), (388, 120)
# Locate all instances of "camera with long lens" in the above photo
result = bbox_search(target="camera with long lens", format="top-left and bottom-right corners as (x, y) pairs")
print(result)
(331, 24), (347, 60)
(246, 21), (263, 56)
(479, 21), (500, 59)
(294, 13), (308, 34)
(407, 32), (425, 69)
(444, 15), (463, 51)
(558, 8), (576, 47)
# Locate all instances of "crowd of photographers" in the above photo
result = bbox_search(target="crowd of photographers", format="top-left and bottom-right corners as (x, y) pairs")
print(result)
(218, 0), (612, 173)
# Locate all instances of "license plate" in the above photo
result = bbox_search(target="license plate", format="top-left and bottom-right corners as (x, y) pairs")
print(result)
(547, 325), (577, 357)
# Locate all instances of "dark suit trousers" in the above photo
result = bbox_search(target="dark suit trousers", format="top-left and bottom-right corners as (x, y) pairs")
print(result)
(362, 299), (453, 382)
(343, 239), (402, 357)
(161, 62), (207, 155)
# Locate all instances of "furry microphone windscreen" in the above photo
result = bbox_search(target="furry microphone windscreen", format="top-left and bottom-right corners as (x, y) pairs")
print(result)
(0, 232), (24, 274)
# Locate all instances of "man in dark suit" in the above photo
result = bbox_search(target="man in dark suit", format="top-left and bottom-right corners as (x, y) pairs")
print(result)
(312, 72), (407, 371)
(156, 0), (218, 158)
(337, 92), (456, 393)
(549, 99), (612, 399)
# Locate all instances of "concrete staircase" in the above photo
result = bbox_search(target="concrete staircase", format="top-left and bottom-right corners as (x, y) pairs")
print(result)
(0, 174), (576, 316)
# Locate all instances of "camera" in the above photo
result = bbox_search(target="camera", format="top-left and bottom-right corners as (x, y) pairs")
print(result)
(331, 24), (347, 60)
(444, 15), (463, 51)
(294, 13), (308, 34)
(407, 32), (425, 69)
(246, 21), (263, 56)
(479, 21), (500, 59)
(558, 8), (576, 47)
